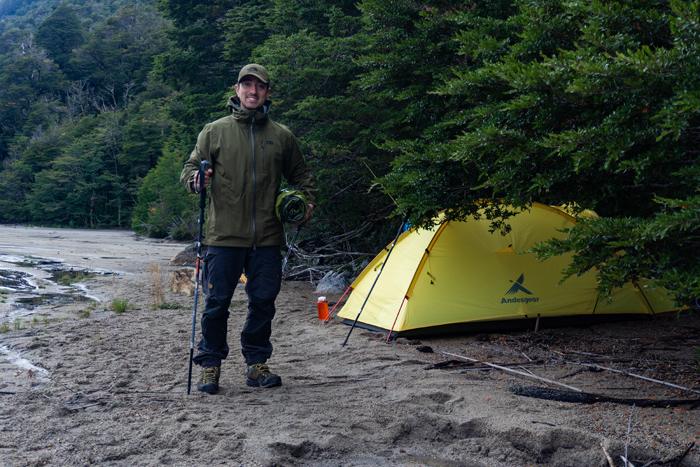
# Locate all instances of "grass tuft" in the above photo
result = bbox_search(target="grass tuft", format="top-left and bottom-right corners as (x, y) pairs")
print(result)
(110, 298), (132, 314)
(147, 262), (165, 310)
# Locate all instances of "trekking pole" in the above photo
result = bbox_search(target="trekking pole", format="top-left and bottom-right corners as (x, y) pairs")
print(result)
(187, 160), (210, 395)
(341, 212), (410, 347)
(281, 224), (302, 275)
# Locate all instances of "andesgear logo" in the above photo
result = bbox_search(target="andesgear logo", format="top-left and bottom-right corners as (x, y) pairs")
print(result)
(501, 274), (540, 304)
(505, 274), (532, 295)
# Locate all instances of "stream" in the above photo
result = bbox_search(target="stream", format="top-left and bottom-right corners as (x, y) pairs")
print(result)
(0, 253), (121, 376)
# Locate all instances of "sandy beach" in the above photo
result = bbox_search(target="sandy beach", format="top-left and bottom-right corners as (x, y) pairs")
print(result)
(0, 225), (699, 467)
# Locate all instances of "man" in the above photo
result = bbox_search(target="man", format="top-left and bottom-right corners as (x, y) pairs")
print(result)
(180, 64), (318, 394)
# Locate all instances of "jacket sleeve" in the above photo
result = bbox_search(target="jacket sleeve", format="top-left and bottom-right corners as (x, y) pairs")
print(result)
(283, 135), (319, 205)
(180, 127), (209, 194)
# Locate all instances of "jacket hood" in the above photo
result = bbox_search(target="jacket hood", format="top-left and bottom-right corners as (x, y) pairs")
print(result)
(227, 95), (271, 124)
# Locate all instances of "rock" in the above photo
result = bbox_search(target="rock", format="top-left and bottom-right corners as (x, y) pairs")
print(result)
(170, 245), (207, 267)
(171, 267), (196, 296)
(315, 271), (348, 294)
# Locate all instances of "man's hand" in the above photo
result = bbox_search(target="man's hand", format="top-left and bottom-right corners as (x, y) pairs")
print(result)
(193, 167), (213, 191)
(293, 203), (314, 227)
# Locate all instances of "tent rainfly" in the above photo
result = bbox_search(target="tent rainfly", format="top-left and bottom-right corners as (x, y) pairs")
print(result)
(337, 203), (679, 338)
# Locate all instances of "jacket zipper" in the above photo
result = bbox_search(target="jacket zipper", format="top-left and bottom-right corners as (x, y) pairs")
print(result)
(250, 118), (257, 248)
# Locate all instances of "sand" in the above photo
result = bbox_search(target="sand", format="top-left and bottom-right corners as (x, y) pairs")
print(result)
(0, 225), (699, 467)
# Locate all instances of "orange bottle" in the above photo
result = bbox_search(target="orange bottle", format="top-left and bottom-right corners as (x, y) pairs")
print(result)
(317, 296), (329, 320)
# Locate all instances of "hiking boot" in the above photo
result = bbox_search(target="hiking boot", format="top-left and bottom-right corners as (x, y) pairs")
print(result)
(246, 363), (282, 388)
(197, 366), (220, 394)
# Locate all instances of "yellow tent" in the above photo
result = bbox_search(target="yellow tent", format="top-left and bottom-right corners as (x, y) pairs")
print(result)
(337, 203), (678, 337)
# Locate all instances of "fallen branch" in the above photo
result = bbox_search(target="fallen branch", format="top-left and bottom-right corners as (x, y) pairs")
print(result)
(601, 443), (615, 467)
(631, 442), (696, 467)
(458, 364), (547, 372)
(563, 349), (629, 362)
(624, 407), (634, 467)
(308, 377), (372, 386)
(671, 442), (694, 467)
(443, 351), (583, 392)
(66, 402), (104, 411)
(531, 420), (556, 427)
(511, 386), (700, 408)
(427, 359), (547, 371)
(573, 362), (700, 395)
(556, 368), (587, 380)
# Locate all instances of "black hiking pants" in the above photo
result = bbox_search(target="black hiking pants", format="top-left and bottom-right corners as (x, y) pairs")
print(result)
(192, 245), (282, 368)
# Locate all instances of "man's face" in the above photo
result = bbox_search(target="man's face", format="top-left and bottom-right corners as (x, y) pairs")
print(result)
(235, 75), (271, 110)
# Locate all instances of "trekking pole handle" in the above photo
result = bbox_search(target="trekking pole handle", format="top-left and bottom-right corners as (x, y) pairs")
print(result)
(194, 160), (211, 196)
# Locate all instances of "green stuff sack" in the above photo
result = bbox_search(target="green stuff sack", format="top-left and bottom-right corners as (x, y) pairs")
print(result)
(276, 188), (307, 223)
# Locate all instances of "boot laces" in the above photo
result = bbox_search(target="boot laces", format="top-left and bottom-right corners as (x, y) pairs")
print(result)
(251, 363), (271, 376)
(202, 366), (219, 383)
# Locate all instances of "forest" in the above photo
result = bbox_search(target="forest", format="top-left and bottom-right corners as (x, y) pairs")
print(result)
(0, 0), (698, 306)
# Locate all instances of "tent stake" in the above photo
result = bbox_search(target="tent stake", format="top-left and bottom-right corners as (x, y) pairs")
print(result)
(341, 213), (410, 347)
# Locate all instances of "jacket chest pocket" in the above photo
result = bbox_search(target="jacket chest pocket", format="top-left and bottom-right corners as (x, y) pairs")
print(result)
(258, 138), (284, 183)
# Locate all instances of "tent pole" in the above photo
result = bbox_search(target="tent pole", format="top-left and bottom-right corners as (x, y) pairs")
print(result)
(341, 213), (411, 347)
(323, 286), (353, 324)
(633, 281), (657, 317)
(386, 295), (409, 342)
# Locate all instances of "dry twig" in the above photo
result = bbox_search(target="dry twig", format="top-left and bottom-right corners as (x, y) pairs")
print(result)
(601, 443), (615, 467)
(443, 351), (583, 392)
(574, 362), (700, 395)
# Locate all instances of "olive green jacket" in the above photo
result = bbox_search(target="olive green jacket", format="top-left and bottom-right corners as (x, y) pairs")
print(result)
(180, 96), (318, 248)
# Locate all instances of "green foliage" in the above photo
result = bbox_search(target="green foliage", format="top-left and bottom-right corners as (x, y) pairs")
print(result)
(250, 0), (399, 252)
(222, 0), (271, 65)
(110, 297), (132, 313)
(0, 0), (27, 17)
(532, 195), (700, 305)
(380, 0), (699, 305)
(73, 3), (171, 105)
(120, 95), (173, 180)
(132, 143), (196, 238)
(26, 123), (132, 227)
(375, 0), (520, 222)
(0, 1), (172, 228)
(1, 0), (698, 307)
(35, 3), (85, 79)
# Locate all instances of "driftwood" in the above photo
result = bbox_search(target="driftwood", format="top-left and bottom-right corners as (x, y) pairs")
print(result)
(427, 359), (548, 371)
(443, 351), (583, 392)
(511, 385), (700, 408)
(573, 362), (700, 396)
(308, 377), (372, 386)
(671, 443), (695, 467)
(601, 443), (615, 467)
(426, 359), (492, 370)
